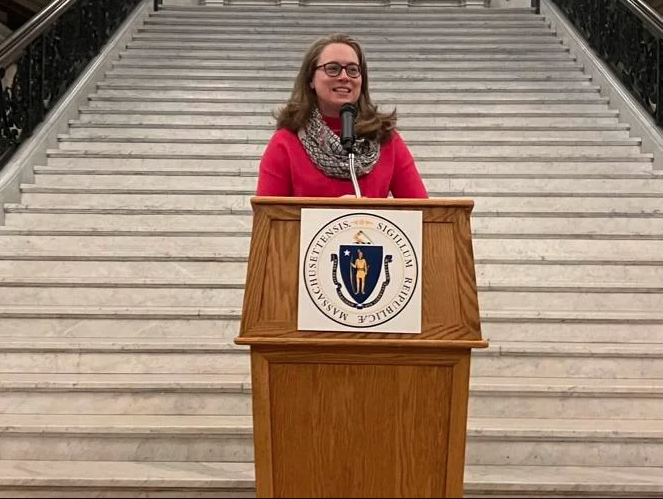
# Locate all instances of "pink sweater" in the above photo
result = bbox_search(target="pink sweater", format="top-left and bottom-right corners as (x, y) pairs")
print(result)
(256, 116), (428, 198)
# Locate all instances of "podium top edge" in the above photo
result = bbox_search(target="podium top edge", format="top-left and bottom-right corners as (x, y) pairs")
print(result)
(251, 196), (474, 209)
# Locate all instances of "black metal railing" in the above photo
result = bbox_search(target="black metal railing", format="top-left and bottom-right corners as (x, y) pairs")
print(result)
(0, 0), (143, 170)
(549, 0), (663, 126)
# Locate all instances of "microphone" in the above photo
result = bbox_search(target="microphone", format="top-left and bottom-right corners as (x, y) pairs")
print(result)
(340, 103), (357, 153)
(339, 103), (361, 198)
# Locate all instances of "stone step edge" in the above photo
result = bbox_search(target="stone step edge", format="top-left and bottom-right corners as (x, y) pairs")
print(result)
(48, 150), (652, 162)
(119, 51), (579, 61)
(126, 41), (570, 52)
(3, 227), (663, 241)
(158, 6), (537, 13)
(142, 23), (551, 30)
(147, 17), (549, 25)
(1, 331), (663, 353)
(0, 276), (660, 292)
(18, 186), (663, 198)
(107, 73), (592, 82)
(0, 253), (661, 266)
(0, 373), (662, 395)
(29, 169), (659, 181)
(54, 136), (641, 146)
(7, 206), (663, 219)
(30, 168), (655, 179)
(0, 460), (254, 489)
(0, 415), (661, 440)
(67, 122), (629, 131)
(137, 31), (558, 40)
(0, 461), (661, 494)
(87, 95), (609, 105)
(93, 84), (601, 94)
(74, 108), (621, 117)
(0, 339), (247, 353)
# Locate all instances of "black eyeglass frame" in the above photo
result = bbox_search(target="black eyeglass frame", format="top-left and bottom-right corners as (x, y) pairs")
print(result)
(314, 62), (362, 78)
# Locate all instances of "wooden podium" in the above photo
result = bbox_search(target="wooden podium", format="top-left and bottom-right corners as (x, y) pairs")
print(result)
(235, 197), (487, 498)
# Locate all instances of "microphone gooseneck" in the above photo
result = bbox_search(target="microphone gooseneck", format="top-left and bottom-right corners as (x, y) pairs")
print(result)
(339, 103), (361, 198)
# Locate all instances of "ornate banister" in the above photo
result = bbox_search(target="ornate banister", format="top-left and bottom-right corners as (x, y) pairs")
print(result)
(0, 0), (143, 170)
(549, 0), (663, 126)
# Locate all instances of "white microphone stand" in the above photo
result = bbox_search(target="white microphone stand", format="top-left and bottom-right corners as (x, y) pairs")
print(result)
(348, 152), (362, 198)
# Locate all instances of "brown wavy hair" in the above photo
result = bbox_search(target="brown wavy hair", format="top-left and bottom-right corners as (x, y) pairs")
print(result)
(275, 33), (396, 144)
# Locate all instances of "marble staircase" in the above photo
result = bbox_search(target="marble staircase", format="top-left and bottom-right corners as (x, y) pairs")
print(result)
(1, 2), (663, 497)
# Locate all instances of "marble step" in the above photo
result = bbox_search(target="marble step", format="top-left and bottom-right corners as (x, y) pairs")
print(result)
(66, 124), (628, 140)
(1, 313), (661, 343)
(0, 281), (658, 312)
(86, 99), (614, 113)
(472, 341), (663, 378)
(0, 337), (250, 374)
(0, 260), (248, 281)
(148, 9), (548, 21)
(91, 88), (605, 101)
(105, 68), (593, 82)
(466, 417), (663, 467)
(469, 376), (663, 420)
(479, 322), (663, 344)
(0, 413), (661, 466)
(70, 118), (629, 134)
(26, 174), (662, 194)
(7, 211), (663, 236)
(129, 34), (569, 51)
(156, 5), (537, 16)
(0, 461), (661, 499)
(0, 233), (661, 263)
(0, 373), (252, 415)
(44, 153), (654, 176)
(0, 257), (659, 289)
(140, 17), (551, 29)
(137, 25), (556, 38)
(120, 46), (578, 61)
(143, 17), (549, 28)
(0, 460), (254, 498)
(76, 112), (622, 127)
(480, 292), (663, 314)
(0, 317), (241, 339)
(2, 373), (663, 420)
(0, 286), (245, 308)
(97, 79), (600, 92)
(55, 137), (641, 156)
(0, 414), (255, 462)
(12, 194), (663, 215)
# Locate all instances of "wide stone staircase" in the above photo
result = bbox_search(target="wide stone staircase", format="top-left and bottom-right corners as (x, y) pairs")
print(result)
(1, 2), (663, 497)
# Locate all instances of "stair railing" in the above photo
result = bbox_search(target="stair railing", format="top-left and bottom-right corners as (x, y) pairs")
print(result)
(549, 0), (663, 126)
(0, 0), (143, 171)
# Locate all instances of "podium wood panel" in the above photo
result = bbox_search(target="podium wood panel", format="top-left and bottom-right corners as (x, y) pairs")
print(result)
(251, 345), (471, 498)
(237, 197), (487, 498)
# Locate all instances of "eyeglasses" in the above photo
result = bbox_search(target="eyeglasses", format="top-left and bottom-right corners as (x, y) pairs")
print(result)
(315, 62), (362, 79)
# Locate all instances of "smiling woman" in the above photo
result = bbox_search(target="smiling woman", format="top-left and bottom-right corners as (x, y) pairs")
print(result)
(255, 33), (428, 199)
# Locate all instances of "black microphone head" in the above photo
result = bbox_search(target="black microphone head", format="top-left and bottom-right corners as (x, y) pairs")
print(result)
(340, 103), (358, 117)
(340, 103), (358, 153)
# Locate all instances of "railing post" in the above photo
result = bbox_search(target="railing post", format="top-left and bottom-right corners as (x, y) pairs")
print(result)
(657, 37), (662, 126)
(532, 0), (540, 14)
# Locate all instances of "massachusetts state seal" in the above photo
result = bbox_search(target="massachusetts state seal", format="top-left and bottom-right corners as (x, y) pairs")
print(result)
(302, 212), (419, 329)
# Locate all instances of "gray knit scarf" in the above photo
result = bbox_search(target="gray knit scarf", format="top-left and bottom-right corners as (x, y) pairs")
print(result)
(298, 107), (380, 180)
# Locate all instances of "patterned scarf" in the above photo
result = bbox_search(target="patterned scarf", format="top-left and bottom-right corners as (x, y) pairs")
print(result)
(298, 107), (380, 180)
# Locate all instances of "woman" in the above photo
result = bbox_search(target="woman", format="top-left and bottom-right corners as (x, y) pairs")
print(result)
(256, 33), (428, 198)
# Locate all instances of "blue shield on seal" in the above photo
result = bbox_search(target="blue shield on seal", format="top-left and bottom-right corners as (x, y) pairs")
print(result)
(339, 245), (383, 304)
